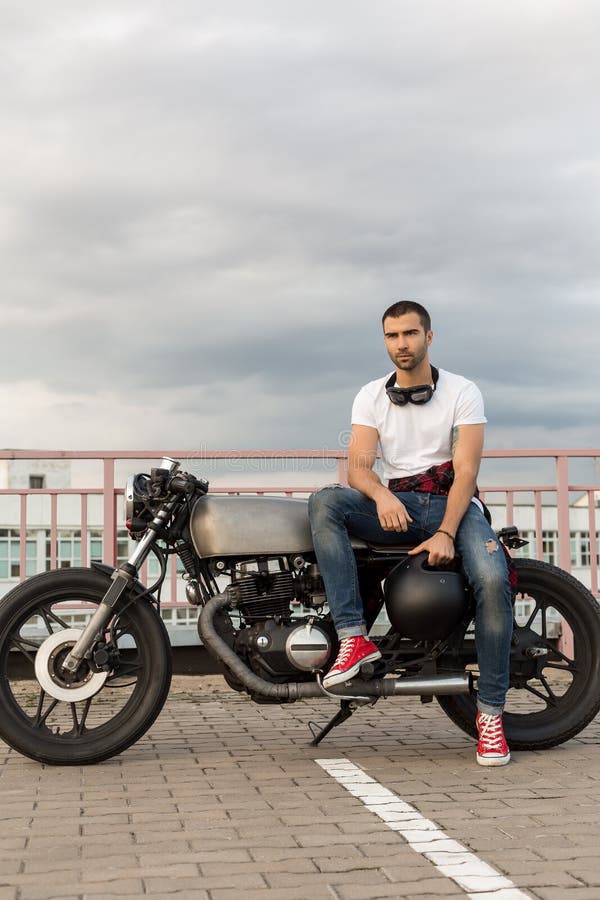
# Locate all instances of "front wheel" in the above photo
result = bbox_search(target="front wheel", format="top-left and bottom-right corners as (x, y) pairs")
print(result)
(0, 568), (172, 765)
(438, 558), (600, 750)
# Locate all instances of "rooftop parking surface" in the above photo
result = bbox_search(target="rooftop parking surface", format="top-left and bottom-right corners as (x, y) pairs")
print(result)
(1, 675), (599, 899)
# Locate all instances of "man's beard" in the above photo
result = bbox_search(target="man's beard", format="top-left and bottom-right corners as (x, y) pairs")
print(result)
(389, 341), (428, 371)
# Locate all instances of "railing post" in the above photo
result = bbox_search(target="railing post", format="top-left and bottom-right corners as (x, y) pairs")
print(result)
(80, 494), (88, 567)
(534, 492), (543, 561)
(19, 494), (27, 581)
(505, 492), (514, 527)
(103, 458), (116, 566)
(337, 453), (349, 485)
(556, 454), (574, 658)
(50, 494), (58, 569)
(588, 490), (598, 598)
(556, 455), (571, 572)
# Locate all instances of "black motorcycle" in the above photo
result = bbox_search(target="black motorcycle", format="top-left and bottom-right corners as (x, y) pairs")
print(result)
(0, 457), (598, 765)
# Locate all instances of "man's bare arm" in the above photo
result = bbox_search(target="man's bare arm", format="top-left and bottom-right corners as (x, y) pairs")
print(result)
(408, 423), (484, 564)
(348, 425), (413, 531)
(438, 423), (484, 537)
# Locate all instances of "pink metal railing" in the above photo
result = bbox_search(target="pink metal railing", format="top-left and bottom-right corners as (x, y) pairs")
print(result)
(1, 449), (598, 600)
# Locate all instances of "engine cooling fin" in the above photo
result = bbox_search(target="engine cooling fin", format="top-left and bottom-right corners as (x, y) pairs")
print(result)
(233, 571), (294, 622)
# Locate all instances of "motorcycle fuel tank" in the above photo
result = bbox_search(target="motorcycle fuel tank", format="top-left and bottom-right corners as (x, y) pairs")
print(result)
(190, 494), (369, 558)
(190, 495), (316, 557)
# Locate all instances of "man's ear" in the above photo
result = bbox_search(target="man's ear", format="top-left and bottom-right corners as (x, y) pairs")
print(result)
(427, 330), (433, 346)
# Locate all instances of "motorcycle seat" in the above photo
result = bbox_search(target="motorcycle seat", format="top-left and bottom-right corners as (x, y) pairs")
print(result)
(352, 538), (416, 553)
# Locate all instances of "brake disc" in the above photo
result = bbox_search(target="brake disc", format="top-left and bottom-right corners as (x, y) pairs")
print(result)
(34, 628), (109, 702)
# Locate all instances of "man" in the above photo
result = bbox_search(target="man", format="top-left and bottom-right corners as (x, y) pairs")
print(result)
(308, 301), (513, 766)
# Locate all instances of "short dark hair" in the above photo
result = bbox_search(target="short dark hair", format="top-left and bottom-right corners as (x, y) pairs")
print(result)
(382, 301), (431, 333)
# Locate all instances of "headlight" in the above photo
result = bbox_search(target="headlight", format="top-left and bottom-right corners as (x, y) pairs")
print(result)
(123, 473), (153, 534)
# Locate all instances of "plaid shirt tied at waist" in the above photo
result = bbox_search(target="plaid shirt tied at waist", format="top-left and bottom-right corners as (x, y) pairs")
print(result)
(388, 460), (518, 587)
(388, 459), (457, 497)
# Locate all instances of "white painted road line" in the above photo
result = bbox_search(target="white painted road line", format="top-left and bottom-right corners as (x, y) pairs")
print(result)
(316, 758), (530, 899)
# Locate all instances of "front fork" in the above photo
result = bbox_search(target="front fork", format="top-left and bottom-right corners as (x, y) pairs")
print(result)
(61, 502), (175, 674)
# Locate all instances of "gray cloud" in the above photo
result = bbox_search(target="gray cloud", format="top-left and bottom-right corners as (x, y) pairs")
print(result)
(1, 0), (599, 463)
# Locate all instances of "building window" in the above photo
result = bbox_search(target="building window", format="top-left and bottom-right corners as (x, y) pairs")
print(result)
(571, 532), (578, 566)
(44, 528), (132, 570)
(46, 530), (82, 570)
(117, 531), (130, 565)
(542, 530), (558, 565)
(0, 529), (37, 579)
(90, 531), (103, 563)
(581, 533), (591, 567)
(570, 531), (591, 567)
(29, 475), (45, 489)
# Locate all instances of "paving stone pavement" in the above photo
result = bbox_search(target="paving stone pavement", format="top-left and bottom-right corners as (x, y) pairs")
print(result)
(1, 677), (600, 899)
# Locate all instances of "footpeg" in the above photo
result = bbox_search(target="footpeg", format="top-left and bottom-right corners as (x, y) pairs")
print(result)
(315, 672), (370, 701)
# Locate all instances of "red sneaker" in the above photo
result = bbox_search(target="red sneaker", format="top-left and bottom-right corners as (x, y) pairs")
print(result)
(323, 636), (382, 688)
(476, 711), (510, 766)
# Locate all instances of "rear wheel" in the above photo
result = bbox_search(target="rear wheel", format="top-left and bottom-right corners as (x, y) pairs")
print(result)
(0, 568), (172, 765)
(438, 559), (600, 750)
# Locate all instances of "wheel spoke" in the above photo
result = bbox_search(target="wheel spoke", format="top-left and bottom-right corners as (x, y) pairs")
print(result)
(111, 625), (131, 641)
(43, 608), (71, 630)
(79, 697), (92, 733)
(106, 659), (142, 681)
(34, 695), (60, 728)
(9, 635), (40, 665)
(34, 688), (46, 723)
(40, 609), (56, 634)
(538, 673), (559, 702)
(11, 634), (40, 650)
(544, 644), (575, 667)
(524, 601), (541, 629)
(70, 698), (93, 736)
(545, 660), (578, 673)
(523, 681), (559, 707)
(540, 607), (548, 640)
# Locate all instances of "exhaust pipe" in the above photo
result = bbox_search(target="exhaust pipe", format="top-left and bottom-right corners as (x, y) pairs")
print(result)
(198, 592), (472, 702)
(382, 673), (471, 696)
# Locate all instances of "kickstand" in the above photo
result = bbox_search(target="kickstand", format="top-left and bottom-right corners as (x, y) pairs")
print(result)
(308, 700), (356, 746)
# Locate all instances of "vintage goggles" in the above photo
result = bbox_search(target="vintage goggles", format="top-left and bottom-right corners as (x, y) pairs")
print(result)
(385, 365), (439, 406)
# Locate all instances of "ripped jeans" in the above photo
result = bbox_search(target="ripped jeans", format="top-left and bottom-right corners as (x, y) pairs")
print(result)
(308, 486), (513, 714)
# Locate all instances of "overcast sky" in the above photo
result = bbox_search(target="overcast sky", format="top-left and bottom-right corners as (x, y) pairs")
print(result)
(2, 1), (599, 481)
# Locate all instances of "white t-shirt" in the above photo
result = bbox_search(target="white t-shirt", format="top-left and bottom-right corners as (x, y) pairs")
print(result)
(351, 368), (487, 483)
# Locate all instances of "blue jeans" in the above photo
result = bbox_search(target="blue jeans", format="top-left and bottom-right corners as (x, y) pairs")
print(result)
(308, 486), (513, 714)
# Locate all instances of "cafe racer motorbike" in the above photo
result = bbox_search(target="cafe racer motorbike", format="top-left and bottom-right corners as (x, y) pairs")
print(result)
(0, 457), (599, 766)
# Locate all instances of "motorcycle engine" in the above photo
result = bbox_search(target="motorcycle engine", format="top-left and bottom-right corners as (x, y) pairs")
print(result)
(230, 568), (294, 623)
(226, 560), (335, 680)
(238, 617), (336, 679)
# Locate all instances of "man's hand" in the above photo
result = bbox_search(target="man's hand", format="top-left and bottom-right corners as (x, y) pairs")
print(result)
(375, 490), (413, 532)
(408, 531), (455, 565)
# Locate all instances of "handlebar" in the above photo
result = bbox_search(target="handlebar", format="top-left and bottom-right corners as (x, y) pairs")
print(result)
(169, 472), (209, 497)
(148, 464), (209, 498)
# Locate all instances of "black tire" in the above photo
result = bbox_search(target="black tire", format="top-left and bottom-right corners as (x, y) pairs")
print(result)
(0, 568), (172, 765)
(438, 558), (600, 750)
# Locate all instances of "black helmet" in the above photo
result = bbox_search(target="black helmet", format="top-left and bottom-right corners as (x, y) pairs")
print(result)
(384, 551), (470, 640)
